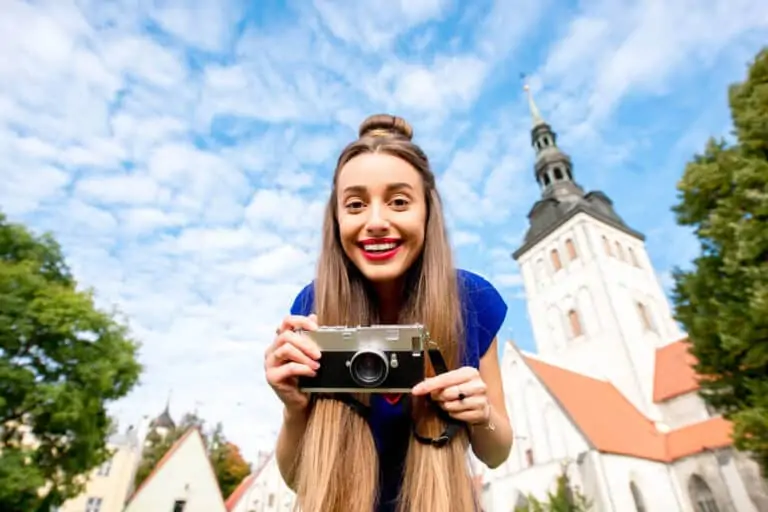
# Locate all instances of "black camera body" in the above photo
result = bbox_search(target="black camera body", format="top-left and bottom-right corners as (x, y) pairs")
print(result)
(297, 324), (428, 393)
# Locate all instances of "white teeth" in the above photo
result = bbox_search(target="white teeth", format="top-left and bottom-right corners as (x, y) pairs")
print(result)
(364, 243), (397, 252)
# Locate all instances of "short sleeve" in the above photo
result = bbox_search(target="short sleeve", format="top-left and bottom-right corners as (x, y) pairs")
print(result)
(289, 283), (315, 316)
(461, 271), (508, 358)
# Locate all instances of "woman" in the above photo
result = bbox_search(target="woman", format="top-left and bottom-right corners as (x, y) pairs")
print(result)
(264, 114), (513, 512)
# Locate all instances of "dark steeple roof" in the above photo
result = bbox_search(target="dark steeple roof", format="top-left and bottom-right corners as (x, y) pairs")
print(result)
(149, 393), (175, 430)
(512, 84), (644, 260)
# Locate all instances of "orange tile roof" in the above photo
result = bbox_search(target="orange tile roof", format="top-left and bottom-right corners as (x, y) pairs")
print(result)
(224, 452), (274, 511)
(653, 338), (701, 402)
(523, 355), (733, 463)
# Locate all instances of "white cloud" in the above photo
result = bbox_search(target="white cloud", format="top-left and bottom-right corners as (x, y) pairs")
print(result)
(1, 0), (766, 466)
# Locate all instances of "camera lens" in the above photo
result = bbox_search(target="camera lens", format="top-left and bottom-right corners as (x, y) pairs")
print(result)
(349, 350), (388, 388)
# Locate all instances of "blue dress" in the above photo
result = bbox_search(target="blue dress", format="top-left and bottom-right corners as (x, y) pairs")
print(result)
(289, 269), (508, 512)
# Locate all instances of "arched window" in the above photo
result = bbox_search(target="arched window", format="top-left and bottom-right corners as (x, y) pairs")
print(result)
(615, 241), (625, 261)
(630, 481), (646, 512)
(554, 167), (564, 180)
(636, 302), (655, 332)
(602, 235), (612, 256)
(688, 474), (719, 512)
(551, 249), (562, 271)
(565, 238), (578, 261)
(515, 493), (530, 511)
(568, 309), (583, 338)
(628, 247), (640, 267)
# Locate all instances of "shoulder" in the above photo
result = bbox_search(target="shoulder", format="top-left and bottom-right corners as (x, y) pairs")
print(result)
(456, 269), (507, 311)
(456, 269), (508, 358)
(289, 282), (315, 316)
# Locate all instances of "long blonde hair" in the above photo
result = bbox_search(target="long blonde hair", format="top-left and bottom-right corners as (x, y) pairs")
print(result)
(293, 114), (478, 512)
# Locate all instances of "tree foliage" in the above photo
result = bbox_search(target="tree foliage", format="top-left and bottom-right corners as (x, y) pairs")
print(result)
(134, 411), (251, 499)
(514, 463), (591, 512)
(671, 46), (768, 474)
(0, 212), (143, 511)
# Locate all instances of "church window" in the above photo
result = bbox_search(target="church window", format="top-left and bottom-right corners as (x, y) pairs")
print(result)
(550, 249), (562, 271)
(172, 500), (187, 512)
(565, 238), (578, 260)
(85, 497), (102, 512)
(543, 173), (551, 186)
(615, 241), (625, 260)
(525, 448), (534, 466)
(602, 235), (613, 256)
(268, 494), (275, 506)
(688, 474), (719, 512)
(566, 168), (573, 180)
(554, 167), (564, 180)
(96, 458), (111, 476)
(568, 309), (583, 338)
(630, 482), (646, 512)
(636, 302), (655, 332)
(628, 247), (640, 267)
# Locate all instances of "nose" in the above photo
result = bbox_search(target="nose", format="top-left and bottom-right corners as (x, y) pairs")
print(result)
(365, 202), (390, 235)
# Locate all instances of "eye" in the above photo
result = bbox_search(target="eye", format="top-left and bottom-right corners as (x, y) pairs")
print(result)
(345, 200), (365, 212)
(390, 197), (410, 209)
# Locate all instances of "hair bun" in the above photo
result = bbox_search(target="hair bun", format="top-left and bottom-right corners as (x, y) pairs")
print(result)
(358, 114), (413, 141)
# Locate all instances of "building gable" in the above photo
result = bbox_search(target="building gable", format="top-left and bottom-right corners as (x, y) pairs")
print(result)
(125, 428), (226, 512)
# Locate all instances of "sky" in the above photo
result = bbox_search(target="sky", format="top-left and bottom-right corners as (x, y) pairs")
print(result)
(2, 0), (767, 466)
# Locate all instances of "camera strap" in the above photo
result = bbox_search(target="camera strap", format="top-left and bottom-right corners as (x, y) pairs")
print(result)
(410, 347), (468, 448)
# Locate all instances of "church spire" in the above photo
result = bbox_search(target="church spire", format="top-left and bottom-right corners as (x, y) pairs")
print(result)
(523, 82), (545, 127)
(521, 81), (581, 200)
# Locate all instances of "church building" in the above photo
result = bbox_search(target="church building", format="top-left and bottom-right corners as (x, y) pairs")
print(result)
(480, 86), (768, 512)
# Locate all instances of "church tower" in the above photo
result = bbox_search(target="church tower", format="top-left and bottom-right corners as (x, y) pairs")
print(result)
(512, 83), (684, 416)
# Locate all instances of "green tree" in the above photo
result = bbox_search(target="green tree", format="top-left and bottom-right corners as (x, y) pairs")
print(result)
(515, 463), (591, 512)
(211, 440), (252, 499)
(671, 46), (768, 475)
(0, 212), (143, 511)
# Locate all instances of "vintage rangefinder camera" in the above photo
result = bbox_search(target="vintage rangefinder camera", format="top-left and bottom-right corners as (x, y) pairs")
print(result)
(297, 324), (428, 393)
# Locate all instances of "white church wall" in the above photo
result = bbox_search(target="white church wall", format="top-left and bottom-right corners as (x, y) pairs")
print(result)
(516, 212), (679, 419)
(496, 351), (590, 480)
(484, 459), (582, 512)
(600, 454), (687, 512)
(658, 391), (713, 429)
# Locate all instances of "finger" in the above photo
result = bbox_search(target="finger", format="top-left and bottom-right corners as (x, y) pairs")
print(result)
(449, 409), (488, 424)
(279, 314), (319, 334)
(267, 362), (317, 385)
(438, 395), (486, 413)
(282, 330), (322, 360)
(431, 379), (487, 402)
(411, 366), (478, 396)
(271, 341), (320, 370)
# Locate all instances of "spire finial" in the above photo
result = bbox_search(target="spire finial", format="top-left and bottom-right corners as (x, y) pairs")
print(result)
(521, 74), (545, 127)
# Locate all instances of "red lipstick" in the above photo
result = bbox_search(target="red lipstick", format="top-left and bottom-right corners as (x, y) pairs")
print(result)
(359, 238), (402, 262)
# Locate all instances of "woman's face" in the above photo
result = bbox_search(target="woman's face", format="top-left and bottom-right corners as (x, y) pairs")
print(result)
(336, 152), (427, 285)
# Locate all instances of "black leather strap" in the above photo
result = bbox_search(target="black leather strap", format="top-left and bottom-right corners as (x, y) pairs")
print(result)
(411, 347), (467, 447)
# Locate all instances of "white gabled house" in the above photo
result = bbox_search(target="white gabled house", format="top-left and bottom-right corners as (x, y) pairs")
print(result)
(124, 427), (227, 512)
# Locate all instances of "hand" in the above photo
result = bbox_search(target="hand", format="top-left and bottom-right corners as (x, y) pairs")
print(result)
(411, 366), (491, 425)
(264, 314), (321, 415)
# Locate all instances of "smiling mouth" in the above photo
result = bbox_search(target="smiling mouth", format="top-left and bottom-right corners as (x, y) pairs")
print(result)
(359, 240), (402, 253)
(357, 239), (403, 260)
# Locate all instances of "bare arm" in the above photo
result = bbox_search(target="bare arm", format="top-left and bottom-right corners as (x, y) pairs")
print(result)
(468, 337), (513, 468)
(275, 407), (309, 490)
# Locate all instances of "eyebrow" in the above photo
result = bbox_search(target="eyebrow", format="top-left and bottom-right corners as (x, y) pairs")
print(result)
(341, 182), (414, 195)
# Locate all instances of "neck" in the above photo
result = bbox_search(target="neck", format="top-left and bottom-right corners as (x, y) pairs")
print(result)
(373, 279), (403, 324)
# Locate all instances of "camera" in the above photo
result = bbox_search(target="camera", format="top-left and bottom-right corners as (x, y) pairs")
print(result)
(297, 324), (429, 393)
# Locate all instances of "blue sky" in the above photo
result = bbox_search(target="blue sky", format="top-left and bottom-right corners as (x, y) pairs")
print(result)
(2, 0), (767, 463)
